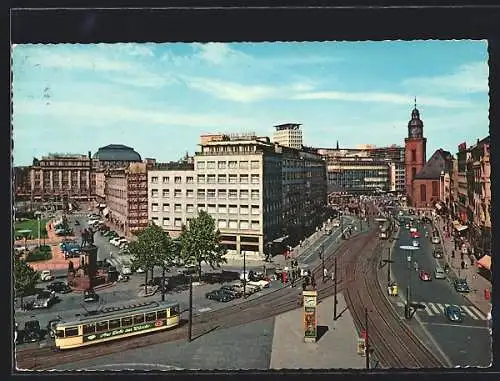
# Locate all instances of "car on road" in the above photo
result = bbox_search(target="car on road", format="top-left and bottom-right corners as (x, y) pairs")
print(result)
(410, 231), (421, 238)
(332, 220), (340, 227)
(434, 266), (446, 279)
(46, 281), (72, 294)
(21, 320), (42, 343)
(248, 279), (271, 289)
(40, 270), (55, 282)
(433, 249), (443, 259)
(431, 236), (441, 244)
(454, 278), (471, 293)
(205, 289), (234, 302)
(412, 240), (420, 247)
(419, 270), (431, 281)
(444, 305), (463, 322)
(32, 290), (58, 309)
(121, 265), (132, 275)
(83, 288), (100, 302)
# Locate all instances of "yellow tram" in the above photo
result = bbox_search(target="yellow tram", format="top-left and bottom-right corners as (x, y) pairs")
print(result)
(52, 301), (180, 350)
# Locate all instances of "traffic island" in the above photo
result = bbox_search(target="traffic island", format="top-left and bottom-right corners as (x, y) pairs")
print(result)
(137, 285), (159, 297)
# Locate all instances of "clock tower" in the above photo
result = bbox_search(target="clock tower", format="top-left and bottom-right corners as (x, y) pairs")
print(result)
(404, 99), (427, 204)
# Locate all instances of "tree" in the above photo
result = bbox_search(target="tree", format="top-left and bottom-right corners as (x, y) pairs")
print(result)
(179, 210), (227, 279)
(128, 224), (174, 296)
(13, 252), (39, 307)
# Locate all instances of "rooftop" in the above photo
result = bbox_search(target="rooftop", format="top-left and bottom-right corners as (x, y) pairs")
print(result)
(93, 144), (142, 162)
(414, 149), (453, 180)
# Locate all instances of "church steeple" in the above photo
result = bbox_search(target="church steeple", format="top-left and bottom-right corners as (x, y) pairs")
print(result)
(408, 99), (424, 139)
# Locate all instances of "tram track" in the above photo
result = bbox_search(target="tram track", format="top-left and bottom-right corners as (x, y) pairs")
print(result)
(17, 225), (378, 370)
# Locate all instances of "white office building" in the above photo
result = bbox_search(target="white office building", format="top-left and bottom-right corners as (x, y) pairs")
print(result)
(272, 123), (303, 150)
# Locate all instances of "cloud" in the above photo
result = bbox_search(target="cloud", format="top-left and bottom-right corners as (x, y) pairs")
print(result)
(401, 61), (489, 94)
(13, 99), (256, 129)
(192, 43), (250, 65)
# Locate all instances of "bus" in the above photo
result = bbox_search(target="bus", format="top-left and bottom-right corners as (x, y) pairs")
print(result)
(51, 300), (181, 350)
(379, 220), (391, 240)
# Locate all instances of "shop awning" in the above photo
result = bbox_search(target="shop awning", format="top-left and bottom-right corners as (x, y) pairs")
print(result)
(103, 208), (109, 216)
(477, 255), (491, 271)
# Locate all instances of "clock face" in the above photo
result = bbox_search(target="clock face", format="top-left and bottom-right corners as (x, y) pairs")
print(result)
(411, 126), (420, 137)
(304, 296), (316, 307)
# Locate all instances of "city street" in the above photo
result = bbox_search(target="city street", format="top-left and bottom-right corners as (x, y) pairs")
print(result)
(390, 216), (491, 367)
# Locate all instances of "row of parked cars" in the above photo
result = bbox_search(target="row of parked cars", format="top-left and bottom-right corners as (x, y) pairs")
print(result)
(205, 277), (271, 302)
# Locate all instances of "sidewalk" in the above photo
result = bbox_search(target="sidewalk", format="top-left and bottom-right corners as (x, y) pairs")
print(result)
(269, 292), (366, 369)
(434, 220), (491, 316)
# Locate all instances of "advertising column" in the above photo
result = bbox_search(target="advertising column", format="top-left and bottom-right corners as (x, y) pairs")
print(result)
(303, 290), (318, 343)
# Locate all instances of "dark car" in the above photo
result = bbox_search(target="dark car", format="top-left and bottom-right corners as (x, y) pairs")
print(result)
(220, 285), (243, 298)
(74, 220), (80, 226)
(83, 288), (100, 303)
(433, 249), (444, 259)
(444, 305), (463, 322)
(47, 281), (72, 294)
(205, 289), (234, 302)
(454, 279), (471, 293)
(23, 320), (42, 343)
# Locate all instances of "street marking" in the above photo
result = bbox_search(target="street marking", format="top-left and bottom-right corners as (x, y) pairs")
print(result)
(435, 303), (445, 314)
(427, 303), (441, 314)
(198, 307), (212, 313)
(469, 305), (486, 320)
(423, 303), (435, 316)
(421, 322), (489, 330)
(462, 305), (479, 320)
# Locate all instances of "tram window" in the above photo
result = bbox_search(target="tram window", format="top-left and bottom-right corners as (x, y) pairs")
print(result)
(145, 312), (156, 322)
(156, 310), (167, 319)
(83, 323), (96, 334)
(121, 317), (133, 327)
(65, 327), (79, 337)
(109, 319), (121, 330)
(133, 314), (145, 324)
(56, 330), (65, 338)
(170, 305), (180, 316)
(96, 321), (109, 332)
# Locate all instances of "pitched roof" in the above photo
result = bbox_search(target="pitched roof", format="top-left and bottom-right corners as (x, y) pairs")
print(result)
(414, 149), (452, 180)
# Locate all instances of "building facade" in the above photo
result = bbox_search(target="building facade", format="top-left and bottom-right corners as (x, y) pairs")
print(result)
(147, 162), (196, 238)
(28, 153), (93, 201)
(404, 104), (427, 203)
(272, 123), (303, 149)
(456, 142), (469, 224)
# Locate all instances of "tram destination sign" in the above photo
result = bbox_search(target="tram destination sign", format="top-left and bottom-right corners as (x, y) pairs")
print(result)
(83, 319), (166, 342)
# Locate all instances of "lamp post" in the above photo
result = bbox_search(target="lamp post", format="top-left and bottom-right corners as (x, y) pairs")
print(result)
(400, 245), (419, 319)
(243, 249), (247, 298)
(188, 274), (193, 342)
(381, 247), (394, 285)
(333, 257), (338, 320)
(37, 214), (41, 248)
(319, 244), (325, 281)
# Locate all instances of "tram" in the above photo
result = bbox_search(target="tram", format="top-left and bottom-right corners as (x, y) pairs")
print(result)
(51, 300), (180, 350)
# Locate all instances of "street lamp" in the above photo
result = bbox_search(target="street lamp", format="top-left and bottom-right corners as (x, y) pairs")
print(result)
(319, 244), (325, 281)
(400, 245), (419, 319)
(381, 247), (394, 285)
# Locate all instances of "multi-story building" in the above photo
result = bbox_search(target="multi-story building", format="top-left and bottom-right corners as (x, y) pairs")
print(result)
(13, 166), (32, 200)
(93, 144), (142, 170)
(104, 162), (148, 236)
(28, 153), (93, 201)
(272, 123), (303, 149)
(147, 162), (196, 237)
(456, 142), (469, 224)
(94, 171), (106, 200)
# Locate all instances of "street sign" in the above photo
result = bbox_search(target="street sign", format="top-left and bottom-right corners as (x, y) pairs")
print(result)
(357, 337), (366, 356)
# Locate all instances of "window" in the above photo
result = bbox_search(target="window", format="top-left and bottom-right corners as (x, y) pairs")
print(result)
(151, 217), (159, 225)
(251, 190), (259, 200)
(170, 305), (180, 316)
(134, 314), (145, 324)
(411, 167), (416, 179)
(432, 181), (439, 197)
(239, 161), (249, 169)
(145, 312), (157, 322)
(109, 319), (121, 330)
(157, 310), (167, 320)
(229, 174), (238, 183)
(251, 205), (260, 215)
(174, 189), (182, 198)
(162, 203), (170, 212)
(151, 203), (159, 212)
(151, 189), (159, 198)
(151, 176), (158, 184)
(197, 175), (205, 184)
(174, 204), (182, 212)
(411, 149), (416, 162)
(239, 220), (249, 229)
(207, 174), (216, 184)
(83, 323), (95, 334)
(174, 218), (182, 227)
(174, 176), (181, 184)
(207, 189), (216, 199)
(218, 174), (227, 184)
(197, 203), (205, 211)
(162, 176), (169, 184)
(228, 161), (237, 169)
(186, 189), (194, 198)
(186, 204), (194, 213)
(229, 219), (238, 229)
(229, 204), (238, 214)
(208, 204), (216, 213)
(218, 161), (227, 169)
(218, 220), (227, 228)
(186, 176), (194, 184)
(65, 327), (79, 337)
(197, 189), (205, 199)
(218, 189), (227, 199)
(229, 189), (238, 199)
(420, 184), (426, 202)
(207, 161), (216, 169)
(121, 317), (133, 327)
(96, 321), (109, 332)
(162, 189), (170, 198)
(251, 161), (259, 169)
(240, 174), (249, 184)
(240, 190), (249, 199)
(218, 204), (227, 213)
(197, 161), (206, 169)
(240, 205), (249, 215)
(251, 220), (260, 229)
(251, 174), (259, 184)
(162, 218), (170, 226)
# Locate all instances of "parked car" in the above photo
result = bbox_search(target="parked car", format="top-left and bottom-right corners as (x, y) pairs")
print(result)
(431, 236), (441, 244)
(22, 320), (42, 343)
(418, 270), (431, 281)
(83, 288), (100, 302)
(110, 237), (121, 246)
(332, 220), (340, 227)
(444, 305), (463, 322)
(205, 289), (234, 302)
(32, 290), (58, 309)
(40, 270), (55, 282)
(47, 281), (72, 294)
(121, 265), (132, 275)
(220, 285), (243, 298)
(454, 278), (471, 293)
(248, 279), (271, 289)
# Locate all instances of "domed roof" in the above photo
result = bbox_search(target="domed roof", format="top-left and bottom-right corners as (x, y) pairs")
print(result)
(93, 144), (142, 161)
(408, 107), (423, 128)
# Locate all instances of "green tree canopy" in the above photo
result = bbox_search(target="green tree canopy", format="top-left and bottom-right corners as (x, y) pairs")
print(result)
(13, 252), (39, 303)
(179, 210), (227, 278)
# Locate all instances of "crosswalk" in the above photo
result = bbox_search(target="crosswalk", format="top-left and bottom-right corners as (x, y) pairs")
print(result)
(395, 301), (486, 320)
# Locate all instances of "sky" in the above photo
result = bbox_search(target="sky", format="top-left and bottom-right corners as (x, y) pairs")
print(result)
(12, 41), (489, 166)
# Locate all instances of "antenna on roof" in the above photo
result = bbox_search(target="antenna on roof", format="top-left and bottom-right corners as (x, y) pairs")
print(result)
(414, 96), (417, 109)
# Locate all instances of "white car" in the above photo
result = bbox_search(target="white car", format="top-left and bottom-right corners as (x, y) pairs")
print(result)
(110, 237), (121, 246)
(248, 279), (271, 289)
(412, 240), (420, 247)
(117, 238), (128, 246)
(332, 220), (340, 227)
(121, 266), (132, 275)
(40, 270), (55, 282)
(135, 267), (145, 273)
(431, 236), (440, 244)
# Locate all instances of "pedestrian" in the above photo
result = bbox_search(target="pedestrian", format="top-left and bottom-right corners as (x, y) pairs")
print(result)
(323, 267), (328, 280)
(461, 260), (465, 270)
(331, 272), (335, 282)
(451, 249), (455, 258)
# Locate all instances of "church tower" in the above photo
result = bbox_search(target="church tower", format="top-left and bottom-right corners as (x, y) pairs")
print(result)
(404, 98), (427, 204)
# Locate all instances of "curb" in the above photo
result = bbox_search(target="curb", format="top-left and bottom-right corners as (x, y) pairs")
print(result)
(70, 282), (117, 293)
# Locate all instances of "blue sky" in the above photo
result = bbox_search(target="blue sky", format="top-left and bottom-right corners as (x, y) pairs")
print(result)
(12, 41), (489, 166)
